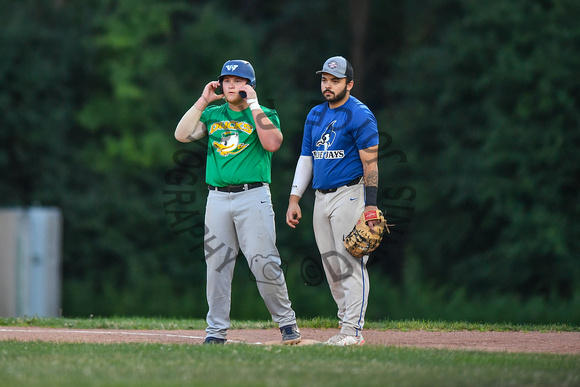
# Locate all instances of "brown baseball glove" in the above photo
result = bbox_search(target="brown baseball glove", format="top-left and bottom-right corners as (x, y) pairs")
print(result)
(344, 209), (393, 258)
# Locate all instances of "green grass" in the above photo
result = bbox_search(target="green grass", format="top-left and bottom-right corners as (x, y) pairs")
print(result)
(0, 341), (578, 387)
(1, 318), (579, 386)
(1, 316), (579, 332)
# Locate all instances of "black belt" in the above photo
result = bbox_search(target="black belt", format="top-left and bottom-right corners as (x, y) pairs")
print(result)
(317, 176), (363, 194)
(208, 182), (264, 193)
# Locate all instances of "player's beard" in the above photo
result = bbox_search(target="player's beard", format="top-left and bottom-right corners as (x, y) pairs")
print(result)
(323, 84), (348, 103)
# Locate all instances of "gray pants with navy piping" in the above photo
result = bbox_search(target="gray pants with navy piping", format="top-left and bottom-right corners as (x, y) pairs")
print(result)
(313, 181), (369, 336)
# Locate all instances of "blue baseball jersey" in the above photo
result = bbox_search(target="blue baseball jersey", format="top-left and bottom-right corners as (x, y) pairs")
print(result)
(300, 96), (379, 190)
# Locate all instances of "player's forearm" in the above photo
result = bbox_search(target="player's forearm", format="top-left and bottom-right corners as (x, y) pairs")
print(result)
(290, 155), (313, 198)
(364, 167), (379, 208)
(289, 194), (301, 205)
(175, 98), (208, 142)
(253, 112), (283, 151)
(360, 145), (379, 207)
(364, 167), (378, 188)
(257, 125), (283, 152)
(245, 96), (282, 152)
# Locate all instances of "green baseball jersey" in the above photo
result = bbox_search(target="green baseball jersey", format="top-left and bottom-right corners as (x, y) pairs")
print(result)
(200, 103), (281, 187)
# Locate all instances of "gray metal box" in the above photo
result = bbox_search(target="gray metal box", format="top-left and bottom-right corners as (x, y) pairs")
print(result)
(0, 207), (62, 317)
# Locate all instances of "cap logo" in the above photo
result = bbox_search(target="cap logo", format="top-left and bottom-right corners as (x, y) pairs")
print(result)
(226, 64), (239, 71)
(327, 61), (339, 69)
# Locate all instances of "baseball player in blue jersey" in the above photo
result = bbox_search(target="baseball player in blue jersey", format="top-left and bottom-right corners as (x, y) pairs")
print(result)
(286, 56), (380, 346)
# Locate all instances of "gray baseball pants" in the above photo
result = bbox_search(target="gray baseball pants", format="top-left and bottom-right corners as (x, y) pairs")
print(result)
(204, 184), (297, 339)
(313, 181), (370, 336)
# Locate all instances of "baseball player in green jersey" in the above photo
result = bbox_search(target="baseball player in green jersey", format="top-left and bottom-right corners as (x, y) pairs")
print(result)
(175, 60), (301, 345)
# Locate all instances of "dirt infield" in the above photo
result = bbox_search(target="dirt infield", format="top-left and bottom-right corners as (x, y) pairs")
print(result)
(1, 326), (579, 354)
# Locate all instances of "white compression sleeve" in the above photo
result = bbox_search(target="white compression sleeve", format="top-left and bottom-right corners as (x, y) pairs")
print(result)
(290, 155), (313, 198)
(175, 105), (207, 142)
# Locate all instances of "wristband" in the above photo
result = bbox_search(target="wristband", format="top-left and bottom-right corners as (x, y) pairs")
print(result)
(365, 186), (378, 207)
(247, 98), (261, 111)
(200, 95), (209, 104)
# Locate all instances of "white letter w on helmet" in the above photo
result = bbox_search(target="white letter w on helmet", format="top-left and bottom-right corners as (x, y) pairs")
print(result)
(226, 65), (239, 71)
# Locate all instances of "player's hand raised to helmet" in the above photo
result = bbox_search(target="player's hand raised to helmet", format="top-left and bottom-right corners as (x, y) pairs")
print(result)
(202, 81), (223, 103)
(240, 84), (257, 100)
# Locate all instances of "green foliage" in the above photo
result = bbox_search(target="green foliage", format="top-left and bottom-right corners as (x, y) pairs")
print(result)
(0, 1), (89, 205)
(366, 265), (580, 325)
(77, 0), (185, 172)
(387, 0), (580, 299)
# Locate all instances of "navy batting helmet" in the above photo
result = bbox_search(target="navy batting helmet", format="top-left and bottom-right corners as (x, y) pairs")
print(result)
(219, 60), (256, 87)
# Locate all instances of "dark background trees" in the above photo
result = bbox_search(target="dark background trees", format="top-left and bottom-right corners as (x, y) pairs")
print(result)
(1, 0), (579, 323)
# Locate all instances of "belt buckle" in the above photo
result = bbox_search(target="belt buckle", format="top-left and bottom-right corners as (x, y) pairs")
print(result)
(213, 182), (262, 192)
(318, 187), (336, 194)
(228, 184), (243, 192)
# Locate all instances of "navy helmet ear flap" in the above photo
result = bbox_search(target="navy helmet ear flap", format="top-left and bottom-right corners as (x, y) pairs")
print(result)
(219, 60), (256, 87)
